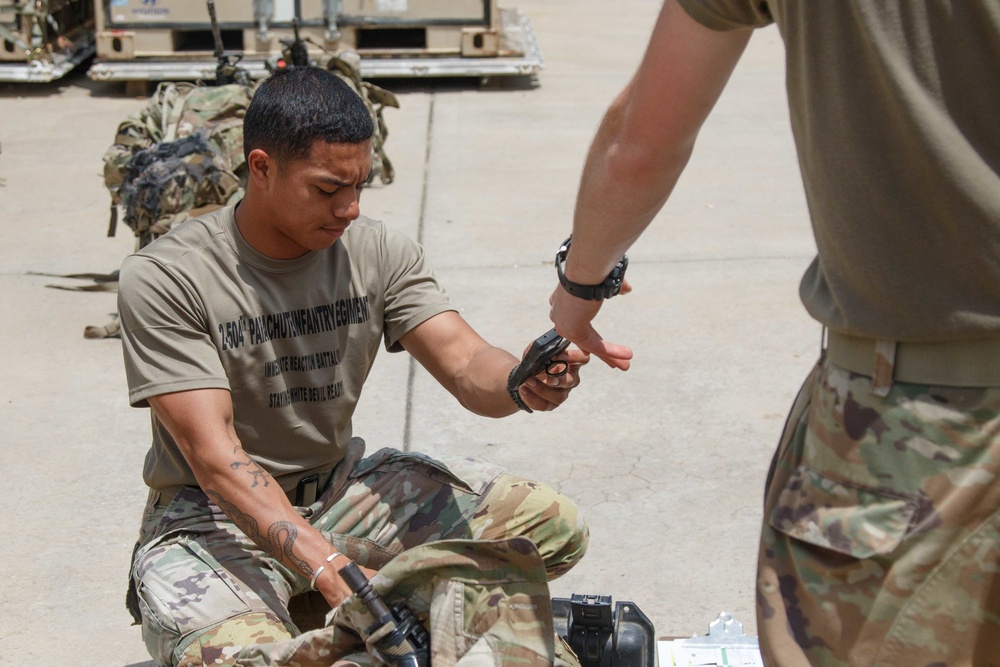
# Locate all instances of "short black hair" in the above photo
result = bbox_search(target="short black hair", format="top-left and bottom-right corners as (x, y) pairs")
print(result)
(243, 66), (374, 164)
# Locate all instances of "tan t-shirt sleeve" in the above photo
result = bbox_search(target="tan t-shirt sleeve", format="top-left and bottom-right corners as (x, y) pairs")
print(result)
(676, 0), (774, 30)
(378, 224), (456, 352)
(118, 254), (231, 408)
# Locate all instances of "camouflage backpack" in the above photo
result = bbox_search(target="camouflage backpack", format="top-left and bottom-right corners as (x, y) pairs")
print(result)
(102, 53), (399, 251)
(102, 81), (250, 249)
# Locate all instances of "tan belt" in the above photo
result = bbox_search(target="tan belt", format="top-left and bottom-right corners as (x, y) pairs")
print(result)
(826, 330), (1000, 392)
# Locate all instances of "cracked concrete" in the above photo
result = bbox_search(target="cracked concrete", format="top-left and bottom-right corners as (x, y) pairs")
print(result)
(1, 1), (820, 663)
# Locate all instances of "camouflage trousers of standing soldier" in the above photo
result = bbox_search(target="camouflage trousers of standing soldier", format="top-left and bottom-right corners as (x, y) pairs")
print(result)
(757, 358), (1000, 667)
(127, 439), (589, 666)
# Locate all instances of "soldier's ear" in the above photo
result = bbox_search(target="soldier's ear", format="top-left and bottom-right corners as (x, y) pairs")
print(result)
(246, 148), (274, 186)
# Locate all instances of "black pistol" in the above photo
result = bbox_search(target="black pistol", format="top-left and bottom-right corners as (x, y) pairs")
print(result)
(506, 328), (571, 413)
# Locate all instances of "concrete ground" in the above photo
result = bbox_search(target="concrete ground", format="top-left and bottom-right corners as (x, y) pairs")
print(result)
(0, 1), (819, 664)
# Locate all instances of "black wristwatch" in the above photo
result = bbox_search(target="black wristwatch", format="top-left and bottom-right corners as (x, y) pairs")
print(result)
(555, 236), (628, 301)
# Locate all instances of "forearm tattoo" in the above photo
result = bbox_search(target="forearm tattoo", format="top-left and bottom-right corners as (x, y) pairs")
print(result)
(203, 449), (312, 575)
(266, 521), (312, 575)
(229, 446), (270, 488)
(206, 490), (313, 576)
(206, 489), (260, 543)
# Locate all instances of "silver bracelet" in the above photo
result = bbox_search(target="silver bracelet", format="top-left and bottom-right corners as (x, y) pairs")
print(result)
(309, 551), (343, 590)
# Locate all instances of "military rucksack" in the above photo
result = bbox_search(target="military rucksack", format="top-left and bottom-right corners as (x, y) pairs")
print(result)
(102, 53), (398, 251)
(102, 81), (250, 249)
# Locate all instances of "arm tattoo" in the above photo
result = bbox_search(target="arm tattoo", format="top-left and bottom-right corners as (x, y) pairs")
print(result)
(206, 489), (262, 544)
(266, 521), (312, 575)
(204, 449), (311, 574)
(229, 446), (271, 488)
(205, 491), (312, 576)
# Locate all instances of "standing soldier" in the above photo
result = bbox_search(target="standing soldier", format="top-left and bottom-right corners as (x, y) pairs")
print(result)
(549, 1), (1000, 665)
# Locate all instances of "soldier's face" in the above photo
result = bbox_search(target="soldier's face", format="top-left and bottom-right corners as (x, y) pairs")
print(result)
(258, 138), (372, 259)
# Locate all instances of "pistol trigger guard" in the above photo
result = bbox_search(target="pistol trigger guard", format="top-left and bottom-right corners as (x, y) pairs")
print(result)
(546, 360), (569, 377)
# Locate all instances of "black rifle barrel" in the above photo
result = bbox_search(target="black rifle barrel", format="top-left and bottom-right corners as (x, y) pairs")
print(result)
(207, 0), (225, 57)
(337, 561), (430, 666)
(339, 560), (394, 622)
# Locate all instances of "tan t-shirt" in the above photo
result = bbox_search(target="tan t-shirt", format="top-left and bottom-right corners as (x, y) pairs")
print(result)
(679, 0), (1000, 342)
(118, 206), (454, 494)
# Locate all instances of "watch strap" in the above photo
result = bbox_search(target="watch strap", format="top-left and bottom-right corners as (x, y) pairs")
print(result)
(556, 236), (628, 301)
(557, 272), (618, 300)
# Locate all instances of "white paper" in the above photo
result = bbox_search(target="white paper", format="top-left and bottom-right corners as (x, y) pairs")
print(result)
(376, 0), (408, 12)
(658, 639), (764, 667)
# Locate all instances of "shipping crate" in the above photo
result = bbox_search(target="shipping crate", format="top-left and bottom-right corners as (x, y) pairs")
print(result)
(0, 0), (95, 82)
(88, 0), (541, 82)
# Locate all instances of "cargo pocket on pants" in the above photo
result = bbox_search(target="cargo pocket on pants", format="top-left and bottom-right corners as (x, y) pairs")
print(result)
(135, 535), (257, 664)
(768, 465), (917, 558)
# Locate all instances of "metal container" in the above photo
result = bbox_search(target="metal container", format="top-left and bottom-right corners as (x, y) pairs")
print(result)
(88, 0), (541, 82)
(0, 0), (96, 82)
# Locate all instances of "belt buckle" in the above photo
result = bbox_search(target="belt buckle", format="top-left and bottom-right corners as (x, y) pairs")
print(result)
(295, 473), (321, 506)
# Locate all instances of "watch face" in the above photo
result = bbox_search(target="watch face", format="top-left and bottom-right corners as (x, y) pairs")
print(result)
(556, 237), (572, 267)
(555, 235), (628, 300)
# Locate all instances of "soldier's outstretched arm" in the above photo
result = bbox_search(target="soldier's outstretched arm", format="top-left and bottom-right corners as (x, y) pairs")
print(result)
(400, 311), (590, 416)
(146, 387), (375, 608)
(550, 0), (752, 366)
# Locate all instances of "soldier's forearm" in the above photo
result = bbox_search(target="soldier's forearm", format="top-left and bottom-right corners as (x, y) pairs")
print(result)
(194, 444), (336, 581)
(453, 345), (522, 418)
(148, 389), (347, 588)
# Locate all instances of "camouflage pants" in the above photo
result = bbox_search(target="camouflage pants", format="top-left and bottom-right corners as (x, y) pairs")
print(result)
(128, 441), (589, 666)
(757, 359), (1000, 666)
